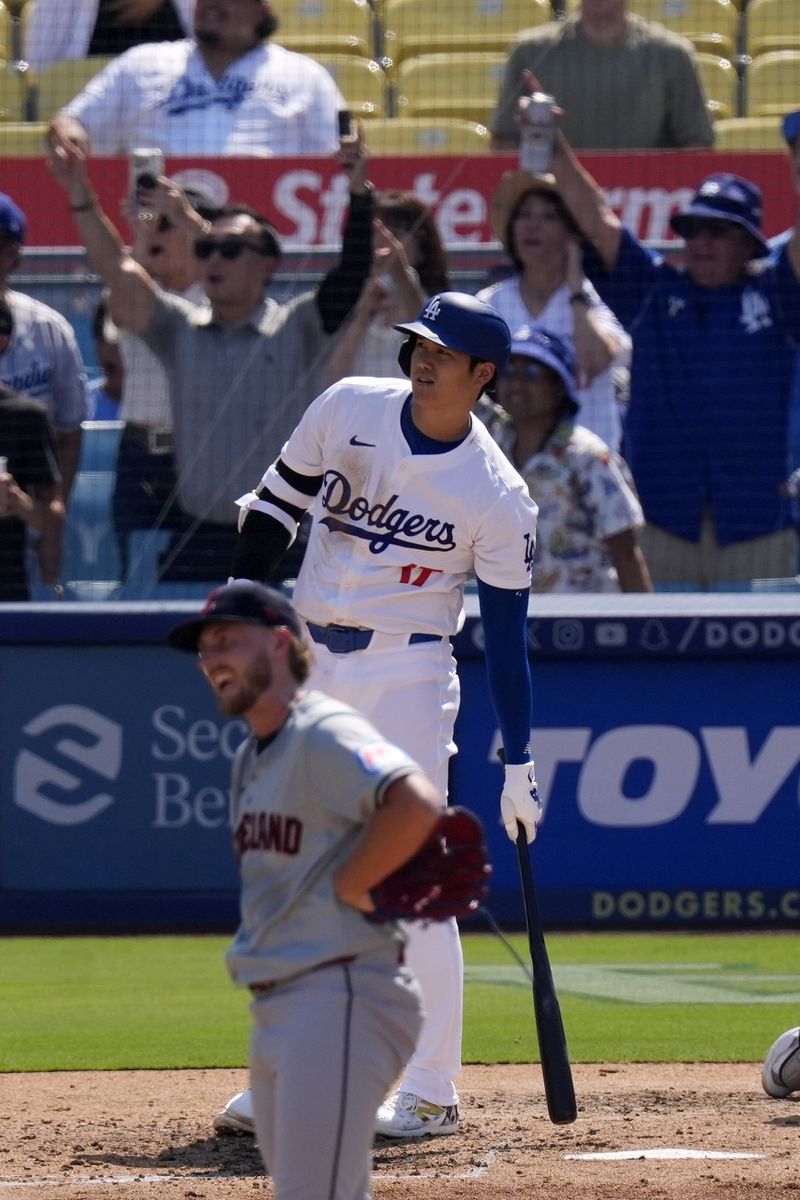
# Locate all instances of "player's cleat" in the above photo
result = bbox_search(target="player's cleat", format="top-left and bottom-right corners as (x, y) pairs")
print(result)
(213, 1088), (255, 1134)
(374, 1090), (459, 1138)
(762, 1027), (800, 1098)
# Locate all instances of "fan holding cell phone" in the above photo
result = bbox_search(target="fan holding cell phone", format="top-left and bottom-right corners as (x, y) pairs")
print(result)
(129, 148), (166, 217)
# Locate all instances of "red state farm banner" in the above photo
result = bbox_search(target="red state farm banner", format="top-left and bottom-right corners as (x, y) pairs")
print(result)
(6, 150), (793, 248)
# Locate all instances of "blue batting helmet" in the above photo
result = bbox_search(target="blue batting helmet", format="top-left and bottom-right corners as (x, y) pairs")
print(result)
(395, 292), (511, 393)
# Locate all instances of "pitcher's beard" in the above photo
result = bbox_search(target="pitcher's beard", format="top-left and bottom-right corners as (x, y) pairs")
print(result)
(216, 655), (273, 716)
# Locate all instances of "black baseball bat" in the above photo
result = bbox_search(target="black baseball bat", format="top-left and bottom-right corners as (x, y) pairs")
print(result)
(515, 823), (577, 1124)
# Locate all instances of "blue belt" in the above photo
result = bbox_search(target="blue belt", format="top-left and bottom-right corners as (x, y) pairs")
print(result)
(306, 622), (441, 654)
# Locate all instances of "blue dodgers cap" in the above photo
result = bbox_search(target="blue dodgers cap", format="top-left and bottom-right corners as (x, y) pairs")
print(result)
(0, 192), (26, 242)
(167, 580), (302, 652)
(669, 173), (768, 257)
(506, 324), (580, 413)
(394, 291), (511, 394)
(783, 110), (800, 146)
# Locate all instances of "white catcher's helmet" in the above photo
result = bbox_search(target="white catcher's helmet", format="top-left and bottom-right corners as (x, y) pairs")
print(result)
(762, 1026), (800, 1098)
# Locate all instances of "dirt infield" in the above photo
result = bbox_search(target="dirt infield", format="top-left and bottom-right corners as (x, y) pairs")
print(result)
(2, 1063), (798, 1198)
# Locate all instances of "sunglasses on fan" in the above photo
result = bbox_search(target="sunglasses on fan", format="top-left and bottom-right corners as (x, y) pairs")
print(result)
(194, 237), (270, 261)
(501, 360), (554, 381)
(680, 218), (739, 240)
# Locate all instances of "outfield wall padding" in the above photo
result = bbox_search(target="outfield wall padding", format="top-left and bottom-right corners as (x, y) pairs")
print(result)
(1, 595), (799, 930)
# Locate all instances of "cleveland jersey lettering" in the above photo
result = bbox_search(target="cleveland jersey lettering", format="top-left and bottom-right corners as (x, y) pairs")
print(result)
(234, 811), (302, 860)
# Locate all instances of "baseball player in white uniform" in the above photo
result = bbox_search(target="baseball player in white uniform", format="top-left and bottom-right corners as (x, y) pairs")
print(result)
(221, 292), (543, 1138)
(168, 580), (440, 1199)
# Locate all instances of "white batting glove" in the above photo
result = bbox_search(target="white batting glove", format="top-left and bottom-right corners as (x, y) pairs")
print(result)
(500, 761), (543, 844)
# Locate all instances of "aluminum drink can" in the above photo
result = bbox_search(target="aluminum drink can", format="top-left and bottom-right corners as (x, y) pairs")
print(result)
(518, 92), (555, 178)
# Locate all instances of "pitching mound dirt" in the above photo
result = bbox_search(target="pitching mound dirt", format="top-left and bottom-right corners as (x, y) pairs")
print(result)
(2, 1063), (798, 1198)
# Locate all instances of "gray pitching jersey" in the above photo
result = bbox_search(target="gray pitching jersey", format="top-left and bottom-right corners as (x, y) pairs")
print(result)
(226, 688), (419, 988)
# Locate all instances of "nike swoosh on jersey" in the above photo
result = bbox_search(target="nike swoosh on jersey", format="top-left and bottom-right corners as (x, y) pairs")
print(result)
(349, 435), (376, 447)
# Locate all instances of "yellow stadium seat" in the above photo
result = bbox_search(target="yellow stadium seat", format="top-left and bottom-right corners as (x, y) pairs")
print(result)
(626, 0), (739, 58)
(746, 50), (800, 117)
(382, 0), (553, 68)
(0, 119), (46, 153)
(26, 55), (114, 120)
(394, 52), (507, 125)
(362, 116), (491, 154)
(318, 54), (387, 117)
(746, 0), (800, 59)
(695, 52), (739, 119)
(569, 0), (747, 11)
(277, 0), (374, 58)
(0, 3), (10, 61)
(0, 61), (24, 120)
(2, 1), (27, 68)
(713, 114), (785, 148)
(18, 0), (32, 59)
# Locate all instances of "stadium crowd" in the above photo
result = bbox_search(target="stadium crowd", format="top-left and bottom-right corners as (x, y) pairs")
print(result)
(1, 0), (799, 600)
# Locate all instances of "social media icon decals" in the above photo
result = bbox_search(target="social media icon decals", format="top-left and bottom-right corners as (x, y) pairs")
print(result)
(595, 622), (628, 649)
(552, 620), (584, 652)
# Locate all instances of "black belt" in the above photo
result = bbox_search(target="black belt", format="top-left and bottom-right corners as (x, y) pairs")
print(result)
(123, 423), (174, 455)
(306, 622), (442, 654)
(249, 946), (404, 996)
(250, 955), (357, 996)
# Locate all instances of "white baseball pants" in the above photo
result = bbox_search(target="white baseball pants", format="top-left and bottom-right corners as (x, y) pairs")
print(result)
(308, 633), (463, 1106)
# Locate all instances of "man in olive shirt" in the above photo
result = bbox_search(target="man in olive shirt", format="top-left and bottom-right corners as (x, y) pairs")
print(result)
(490, 0), (714, 152)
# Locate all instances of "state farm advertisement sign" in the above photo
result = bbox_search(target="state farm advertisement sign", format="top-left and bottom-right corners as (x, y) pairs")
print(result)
(6, 150), (793, 248)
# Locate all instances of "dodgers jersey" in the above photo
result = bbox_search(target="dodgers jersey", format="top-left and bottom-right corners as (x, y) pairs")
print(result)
(226, 689), (417, 987)
(257, 379), (538, 635)
(0, 292), (88, 431)
(63, 40), (344, 155)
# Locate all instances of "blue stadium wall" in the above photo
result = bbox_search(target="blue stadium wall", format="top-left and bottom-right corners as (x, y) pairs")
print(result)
(1, 595), (799, 932)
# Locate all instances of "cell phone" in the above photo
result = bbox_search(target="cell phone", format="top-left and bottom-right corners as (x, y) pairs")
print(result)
(129, 147), (165, 214)
(338, 110), (356, 142)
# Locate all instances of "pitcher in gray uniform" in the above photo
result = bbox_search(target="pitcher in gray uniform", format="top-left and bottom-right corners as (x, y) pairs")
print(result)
(168, 580), (443, 1200)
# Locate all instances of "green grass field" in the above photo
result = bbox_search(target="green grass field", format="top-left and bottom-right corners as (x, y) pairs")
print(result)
(1, 931), (798, 1073)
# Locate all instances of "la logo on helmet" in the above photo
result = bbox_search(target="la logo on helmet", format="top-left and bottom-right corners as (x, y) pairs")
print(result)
(423, 298), (441, 321)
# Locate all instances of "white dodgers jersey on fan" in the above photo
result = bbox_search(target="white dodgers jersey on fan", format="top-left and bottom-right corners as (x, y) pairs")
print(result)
(274, 379), (538, 636)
